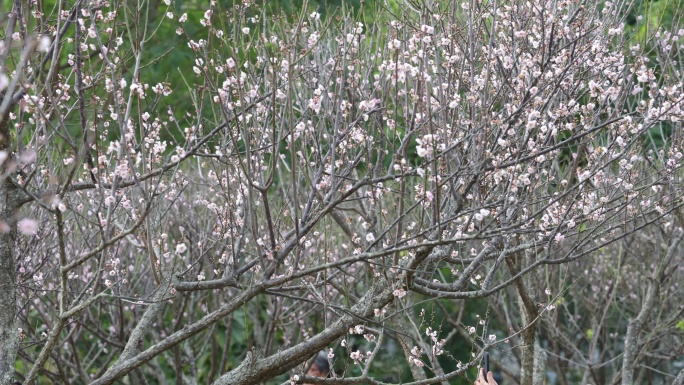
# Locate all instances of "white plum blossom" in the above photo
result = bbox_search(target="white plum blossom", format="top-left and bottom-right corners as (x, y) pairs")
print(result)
(0, 74), (8, 91)
(38, 36), (51, 52)
(350, 350), (363, 364)
(175, 243), (187, 253)
(18, 219), (39, 236)
(554, 233), (565, 243)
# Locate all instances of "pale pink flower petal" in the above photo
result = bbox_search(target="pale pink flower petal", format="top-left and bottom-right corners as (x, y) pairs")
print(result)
(18, 219), (39, 236)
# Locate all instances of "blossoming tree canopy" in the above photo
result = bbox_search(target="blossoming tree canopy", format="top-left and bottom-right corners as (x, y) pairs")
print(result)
(0, 0), (683, 384)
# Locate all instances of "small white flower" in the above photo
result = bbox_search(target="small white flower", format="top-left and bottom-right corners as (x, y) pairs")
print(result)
(38, 36), (51, 52)
(176, 243), (187, 253)
(242, 27), (250, 35)
(409, 356), (425, 367)
(18, 219), (39, 235)
(554, 233), (565, 243)
(366, 233), (375, 242)
(393, 288), (407, 299)
(0, 74), (8, 91)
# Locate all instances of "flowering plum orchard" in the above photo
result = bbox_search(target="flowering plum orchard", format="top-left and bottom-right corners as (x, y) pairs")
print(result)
(1, 0), (683, 384)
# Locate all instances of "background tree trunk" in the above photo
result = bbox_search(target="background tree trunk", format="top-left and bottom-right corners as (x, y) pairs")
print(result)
(620, 234), (683, 385)
(673, 368), (684, 385)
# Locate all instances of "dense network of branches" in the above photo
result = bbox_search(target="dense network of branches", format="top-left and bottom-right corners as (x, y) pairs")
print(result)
(0, 0), (683, 384)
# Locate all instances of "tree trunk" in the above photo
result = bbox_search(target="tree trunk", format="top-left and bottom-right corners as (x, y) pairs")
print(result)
(621, 284), (656, 385)
(532, 339), (547, 385)
(519, 325), (537, 385)
(0, 118), (19, 385)
(507, 251), (541, 385)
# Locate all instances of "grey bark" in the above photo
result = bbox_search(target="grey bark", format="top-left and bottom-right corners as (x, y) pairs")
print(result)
(211, 281), (394, 385)
(118, 283), (170, 363)
(0, 118), (20, 385)
(390, 314), (427, 382)
(532, 339), (547, 385)
(673, 368), (684, 385)
(90, 286), (264, 385)
(0, 182), (18, 385)
(507, 250), (541, 385)
(519, 325), (537, 385)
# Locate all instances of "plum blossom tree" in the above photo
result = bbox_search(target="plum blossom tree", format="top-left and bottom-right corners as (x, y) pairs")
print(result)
(0, 0), (683, 384)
